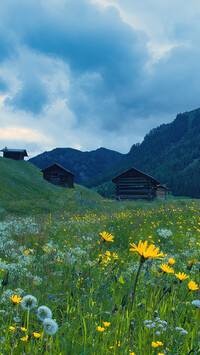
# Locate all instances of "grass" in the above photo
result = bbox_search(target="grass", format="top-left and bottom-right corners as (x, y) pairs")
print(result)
(0, 158), (200, 354)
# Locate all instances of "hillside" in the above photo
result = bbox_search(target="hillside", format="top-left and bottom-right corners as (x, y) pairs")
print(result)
(86, 108), (200, 198)
(29, 147), (124, 184)
(29, 107), (200, 198)
(0, 157), (103, 216)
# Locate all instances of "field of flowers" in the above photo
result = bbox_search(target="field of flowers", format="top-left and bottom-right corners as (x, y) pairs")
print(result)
(0, 198), (200, 354)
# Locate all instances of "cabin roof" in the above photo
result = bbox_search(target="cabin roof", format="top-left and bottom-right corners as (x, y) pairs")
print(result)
(1, 147), (28, 156)
(157, 184), (169, 190)
(41, 163), (75, 176)
(111, 167), (160, 184)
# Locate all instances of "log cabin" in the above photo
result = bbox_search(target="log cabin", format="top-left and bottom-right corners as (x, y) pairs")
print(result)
(41, 163), (75, 188)
(111, 167), (160, 200)
(1, 147), (28, 160)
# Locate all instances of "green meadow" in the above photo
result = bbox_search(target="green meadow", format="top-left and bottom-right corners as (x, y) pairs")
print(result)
(0, 157), (200, 354)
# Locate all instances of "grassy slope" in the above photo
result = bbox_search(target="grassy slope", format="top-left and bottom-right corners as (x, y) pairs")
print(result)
(0, 157), (103, 216)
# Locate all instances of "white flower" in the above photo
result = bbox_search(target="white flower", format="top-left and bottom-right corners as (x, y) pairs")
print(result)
(43, 318), (58, 335)
(21, 295), (37, 310)
(180, 330), (188, 335)
(191, 300), (200, 309)
(37, 306), (52, 321)
(155, 331), (161, 336)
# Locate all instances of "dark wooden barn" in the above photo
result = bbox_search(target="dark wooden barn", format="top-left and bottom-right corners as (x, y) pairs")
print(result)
(41, 163), (75, 188)
(156, 184), (168, 200)
(111, 167), (160, 200)
(1, 147), (28, 160)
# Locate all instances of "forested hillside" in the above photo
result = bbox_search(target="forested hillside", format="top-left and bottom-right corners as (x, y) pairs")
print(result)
(30, 108), (200, 198)
(87, 108), (200, 198)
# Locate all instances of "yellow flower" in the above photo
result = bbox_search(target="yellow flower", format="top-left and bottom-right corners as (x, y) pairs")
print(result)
(9, 326), (17, 333)
(160, 264), (174, 274)
(152, 341), (163, 347)
(100, 232), (114, 242)
(21, 327), (27, 331)
(175, 272), (189, 282)
(33, 332), (41, 338)
(188, 280), (198, 291)
(24, 250), (29, 255)
(168, 258), (175, 265)
(188, 259), (197, 266)
(97, 326), (105, 332)
(10, 295), (22, 304)
(103, 322), (110, 327)
(20, 335), (28, 341)
(129, 240), (164, 261)
(152, 342), (159, 347)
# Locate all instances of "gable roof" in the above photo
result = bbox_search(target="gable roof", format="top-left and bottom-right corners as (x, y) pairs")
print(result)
(157, 184), (169, 190)
(1, 147), (28, 156)
(41, 163), (75, 176)
(111, 167), (160, 184)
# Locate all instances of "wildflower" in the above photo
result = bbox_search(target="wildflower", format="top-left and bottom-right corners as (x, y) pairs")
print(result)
(100, 232), (114, 242)
(188, 259), (197, 266)
(160, 264), (174, 274)
(33, 332), (41, 338)
(103, 322), (110, 327)
(191, 300), (200, 308)
(188, 281), (198, 291)
(43, 318), (58, 335)
(152, 342), (159, 348)
(152, 341), (163, 347)
(37, 306), (52, 321)
(187, 259), (197, 270)
(9, 326), (17, 333)
(97, 326), (105, 332)
(129, 240), (164, 262)
(24, 250), (29, 255)
(21, 327), (27, 331)
(168, 258), (175, 265)
(175, 272), (189, 282)
(20, 335), (28, 341)
(21, 295), (37, 310)
(10, 295), (22, 305)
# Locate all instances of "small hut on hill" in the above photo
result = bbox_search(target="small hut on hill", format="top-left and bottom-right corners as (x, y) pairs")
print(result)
(111, 167), (160, 200)
(41, 163), (75, 188)
(1, 147), (28, 160)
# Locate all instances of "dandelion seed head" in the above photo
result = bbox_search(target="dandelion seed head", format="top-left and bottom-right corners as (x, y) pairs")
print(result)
(37, 306), (52, 321)
(21, 295), (37, 310)
(43, 318), (58, 335)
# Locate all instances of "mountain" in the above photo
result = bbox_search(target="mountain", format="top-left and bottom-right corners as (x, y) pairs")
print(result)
(29, 147), (124, 184)
(86, 108), (200, 198)
(29, 107), (200, 198)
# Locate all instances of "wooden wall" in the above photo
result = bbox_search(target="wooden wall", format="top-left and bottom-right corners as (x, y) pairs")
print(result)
(43, 165), (74, 188)
(3, 152), (25, 160)
(114, 170), (157, 200)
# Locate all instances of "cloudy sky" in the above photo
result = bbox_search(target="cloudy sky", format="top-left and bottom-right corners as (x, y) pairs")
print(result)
(0, 0), (200, 157)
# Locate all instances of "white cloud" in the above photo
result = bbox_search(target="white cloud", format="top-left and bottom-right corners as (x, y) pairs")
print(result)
(0, 126), (50, 143)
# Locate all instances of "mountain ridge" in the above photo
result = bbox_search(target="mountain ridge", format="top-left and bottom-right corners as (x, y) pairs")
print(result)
(29, 107), (200, 198)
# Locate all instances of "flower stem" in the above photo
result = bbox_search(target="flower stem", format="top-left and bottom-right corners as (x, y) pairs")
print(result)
(130, 260), (143, 311)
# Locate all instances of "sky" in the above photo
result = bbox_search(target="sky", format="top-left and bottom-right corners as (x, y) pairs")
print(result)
(0, 0), (200, 157)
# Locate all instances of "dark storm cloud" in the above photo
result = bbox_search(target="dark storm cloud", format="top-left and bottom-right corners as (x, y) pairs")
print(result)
(0, 0), (149, 121)
(1, 0), (200, 155)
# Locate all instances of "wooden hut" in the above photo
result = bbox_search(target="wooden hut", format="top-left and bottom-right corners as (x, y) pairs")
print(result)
(1, 147), (28, 160)
(41, 163), (75, 188)
(111, 167), (160, 200)
(156, 184), (168, 200)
